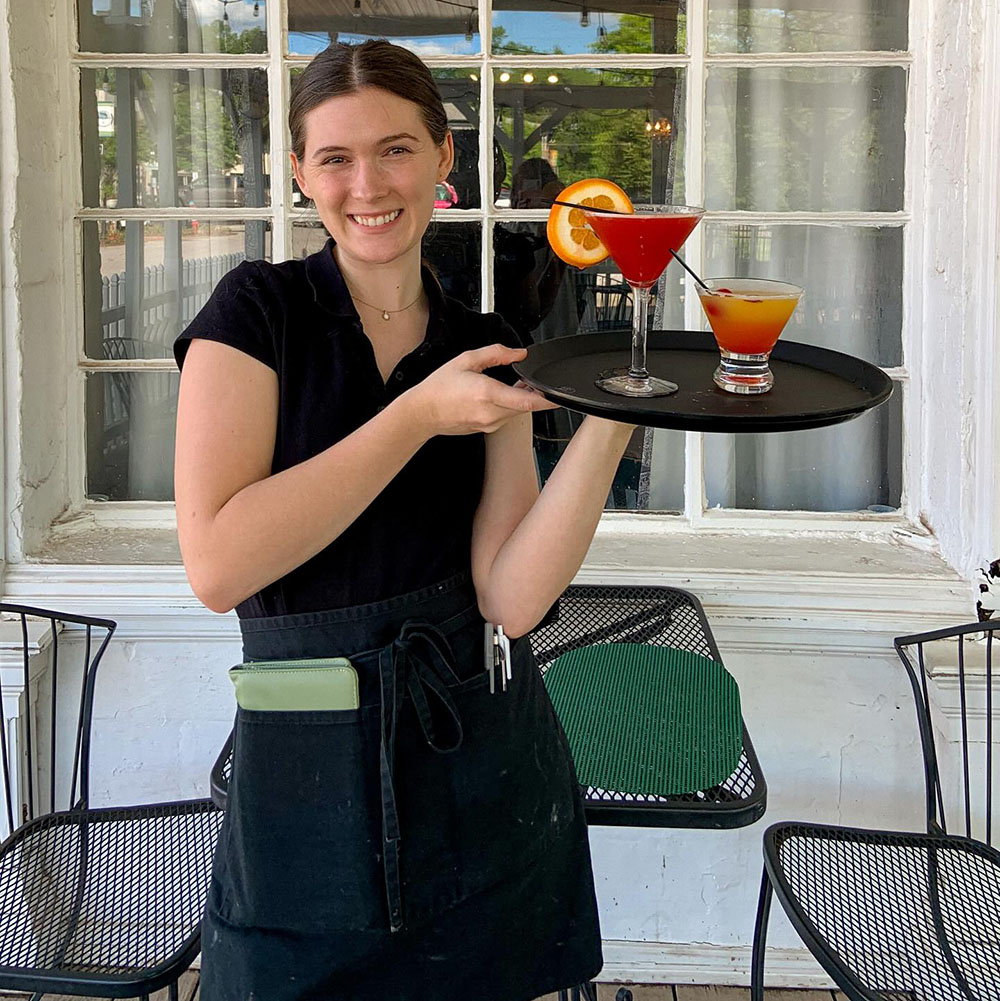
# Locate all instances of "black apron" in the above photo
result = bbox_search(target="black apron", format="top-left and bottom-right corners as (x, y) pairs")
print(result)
(200, 573), (603, 1001)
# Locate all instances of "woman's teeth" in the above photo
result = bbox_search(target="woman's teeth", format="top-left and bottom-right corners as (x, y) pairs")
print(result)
(352, 210), (401, 228)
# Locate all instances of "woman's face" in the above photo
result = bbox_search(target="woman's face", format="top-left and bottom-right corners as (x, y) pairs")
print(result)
(290, 86), (454, 270)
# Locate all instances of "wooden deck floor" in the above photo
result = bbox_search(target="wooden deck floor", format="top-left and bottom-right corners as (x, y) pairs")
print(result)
(3, 977), (851, 1000)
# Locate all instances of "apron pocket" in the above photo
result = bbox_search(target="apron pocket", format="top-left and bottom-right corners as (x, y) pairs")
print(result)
(395, 635), (581, 921)
(220, 704), (386, 934)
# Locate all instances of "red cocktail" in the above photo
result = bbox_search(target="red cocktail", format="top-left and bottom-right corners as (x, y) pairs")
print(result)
(583, 204), (705, 397)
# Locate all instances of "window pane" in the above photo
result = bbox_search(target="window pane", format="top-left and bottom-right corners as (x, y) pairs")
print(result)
(536, 425), (684, 511)
(288, 0), (480, 56)
(493, 221), (688, 341)
(86, 371), (180, 502)
(494, 69), (686, 206)
(83, 219), (272, 360)
(81, 67), (270, 209)
(493, 0), (686, 56)
(702, 223), (902, 367)
(424, 222), (482, 309)
(78, 0), (268, 54)
(704, 381), (902, 511)
(705, 66), (905, 213)
(708, 0), (908, 53)
(288, 69), (479, 208)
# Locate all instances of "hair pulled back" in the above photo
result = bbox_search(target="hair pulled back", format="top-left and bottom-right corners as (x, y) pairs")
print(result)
(289, 40), (449, 160)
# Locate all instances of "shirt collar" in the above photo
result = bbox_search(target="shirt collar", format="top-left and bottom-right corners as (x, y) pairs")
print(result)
(304, 237), (450, 341)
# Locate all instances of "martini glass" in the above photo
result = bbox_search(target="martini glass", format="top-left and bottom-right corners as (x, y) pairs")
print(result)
(583, 204), (705, 397)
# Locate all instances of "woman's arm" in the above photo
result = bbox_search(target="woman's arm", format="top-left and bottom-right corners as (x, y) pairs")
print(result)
(175, 339), (550, 613)
(471, 410), (635, 637)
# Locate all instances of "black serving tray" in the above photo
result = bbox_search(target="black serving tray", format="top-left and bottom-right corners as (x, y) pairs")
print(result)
(512, 329), (893, 433)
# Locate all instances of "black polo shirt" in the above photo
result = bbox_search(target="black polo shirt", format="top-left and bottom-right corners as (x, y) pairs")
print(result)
(174, 238), (525, 619)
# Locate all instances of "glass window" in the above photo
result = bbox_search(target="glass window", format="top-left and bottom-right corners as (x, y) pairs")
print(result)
(704, 383), (903, 511)
(707, 0), (907, 53)
(423, 222), (482, 310)
(86, 370), (181, 502)
(83, 219), (272, 360)
(81, 67), (270, 209)
(493, 0), (686, 56)
(701, 223), (903, 367)
(78, 0), (268, 55)
(494, 68), (686, 206)
(705, 66), (905, 213)
(74, 0), (911, 523)
(288, 0), (480, 57)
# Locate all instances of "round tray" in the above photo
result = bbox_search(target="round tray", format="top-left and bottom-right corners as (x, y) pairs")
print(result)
(512, 330), (894, 433)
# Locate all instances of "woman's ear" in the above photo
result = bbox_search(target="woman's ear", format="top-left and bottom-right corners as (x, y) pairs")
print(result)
(290, 151), (312, 200)
(437, 131), (455, 182)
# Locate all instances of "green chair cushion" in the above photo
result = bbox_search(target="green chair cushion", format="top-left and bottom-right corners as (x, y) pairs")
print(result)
(544, 643), (743, 797)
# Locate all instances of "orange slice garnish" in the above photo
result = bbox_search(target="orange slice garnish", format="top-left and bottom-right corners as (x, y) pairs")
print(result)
(546, 178), (633, 268)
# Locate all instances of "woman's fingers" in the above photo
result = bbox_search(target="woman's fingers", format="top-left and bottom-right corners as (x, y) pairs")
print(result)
(462, 343), (528, 373)
(487, 381), (560, 413)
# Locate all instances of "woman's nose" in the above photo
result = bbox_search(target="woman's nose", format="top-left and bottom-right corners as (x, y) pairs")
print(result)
(351, 159), (390, 200)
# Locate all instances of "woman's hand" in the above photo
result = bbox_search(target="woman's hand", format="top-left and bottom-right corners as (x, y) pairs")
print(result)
(400, 343), (558, 436)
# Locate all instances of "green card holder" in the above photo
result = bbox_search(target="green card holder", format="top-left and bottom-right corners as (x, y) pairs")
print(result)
(228, 657), (360, 711)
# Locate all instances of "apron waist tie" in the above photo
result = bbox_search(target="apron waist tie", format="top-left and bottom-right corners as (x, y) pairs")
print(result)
(378, 619), (465, 932)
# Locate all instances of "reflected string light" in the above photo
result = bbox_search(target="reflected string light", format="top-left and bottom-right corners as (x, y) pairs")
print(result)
(499, 71), (511, 83)
(523, 72), (534, 83)
(645, 117), (673, 138)
(547, 74), (559, 84)
(352, 0), (362, 15)
(469, 72), (478, 82)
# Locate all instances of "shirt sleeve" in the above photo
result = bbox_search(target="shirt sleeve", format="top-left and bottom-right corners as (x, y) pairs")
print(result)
(173, 261), (278, 373)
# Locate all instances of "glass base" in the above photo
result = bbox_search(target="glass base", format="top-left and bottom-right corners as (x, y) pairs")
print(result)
(713, 350), (774, 395)
(596, 369), (678, 398)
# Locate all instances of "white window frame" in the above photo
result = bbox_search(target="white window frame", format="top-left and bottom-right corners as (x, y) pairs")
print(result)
(1, 0), (996, 590)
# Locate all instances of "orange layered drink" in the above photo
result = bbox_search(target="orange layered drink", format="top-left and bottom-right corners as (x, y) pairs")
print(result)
(696, 278), (802, 394)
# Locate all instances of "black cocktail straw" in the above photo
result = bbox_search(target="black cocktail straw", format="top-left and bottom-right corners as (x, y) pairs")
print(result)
(548, 198), (629, 215)
(670, 249), (711, 291)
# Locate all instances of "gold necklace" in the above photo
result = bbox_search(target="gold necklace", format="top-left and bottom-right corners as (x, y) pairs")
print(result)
(349, 287), (424, 321)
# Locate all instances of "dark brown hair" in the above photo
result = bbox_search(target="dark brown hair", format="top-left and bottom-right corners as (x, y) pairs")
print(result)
(289, 40), (449, 160)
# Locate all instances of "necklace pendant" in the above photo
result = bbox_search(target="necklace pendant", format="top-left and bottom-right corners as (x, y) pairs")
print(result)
(381, 309), (391, 321)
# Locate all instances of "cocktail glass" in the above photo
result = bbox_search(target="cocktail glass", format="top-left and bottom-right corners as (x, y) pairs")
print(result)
(583, 204), (705, 397)
(695, 278), (803, 394)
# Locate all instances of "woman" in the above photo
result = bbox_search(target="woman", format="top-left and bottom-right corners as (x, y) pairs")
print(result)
(174, 39), (635, 1001)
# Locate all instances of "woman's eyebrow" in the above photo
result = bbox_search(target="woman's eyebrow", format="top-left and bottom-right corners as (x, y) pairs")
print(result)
(311, 133), (422, 159)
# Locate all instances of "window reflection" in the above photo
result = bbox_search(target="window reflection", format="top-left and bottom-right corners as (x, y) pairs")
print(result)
(707, 0), (908, 53)
(288, 0), (480, 56)
(493, 0), (686, 56)
(81, 68), (270, 209)
(494, 68), (685, 205)
(78, 0), (268, 55)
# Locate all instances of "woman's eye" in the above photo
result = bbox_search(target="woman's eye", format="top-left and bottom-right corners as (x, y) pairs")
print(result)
(386, 146), (412, 156)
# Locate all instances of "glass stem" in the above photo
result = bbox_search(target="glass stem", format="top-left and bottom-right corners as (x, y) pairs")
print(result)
(629, 283), (650, 381)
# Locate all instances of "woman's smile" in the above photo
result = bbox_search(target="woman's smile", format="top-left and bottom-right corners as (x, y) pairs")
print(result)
(349, 209), (403, 229)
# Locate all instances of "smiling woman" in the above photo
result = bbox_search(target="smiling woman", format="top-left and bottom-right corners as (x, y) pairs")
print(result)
(172, 37), (636, 1001)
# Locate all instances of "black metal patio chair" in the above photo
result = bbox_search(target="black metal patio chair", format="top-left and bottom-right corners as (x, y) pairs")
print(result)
(751, 618), (1000, 1001)
(0, 604), (222, 1000)
(210, 584), (766, 1001)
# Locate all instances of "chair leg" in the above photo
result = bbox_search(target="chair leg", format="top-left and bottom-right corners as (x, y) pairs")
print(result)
(169, 979), (180, 1001)
(558, 991), (570, 1001)
(750, 865), (773, 1001)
